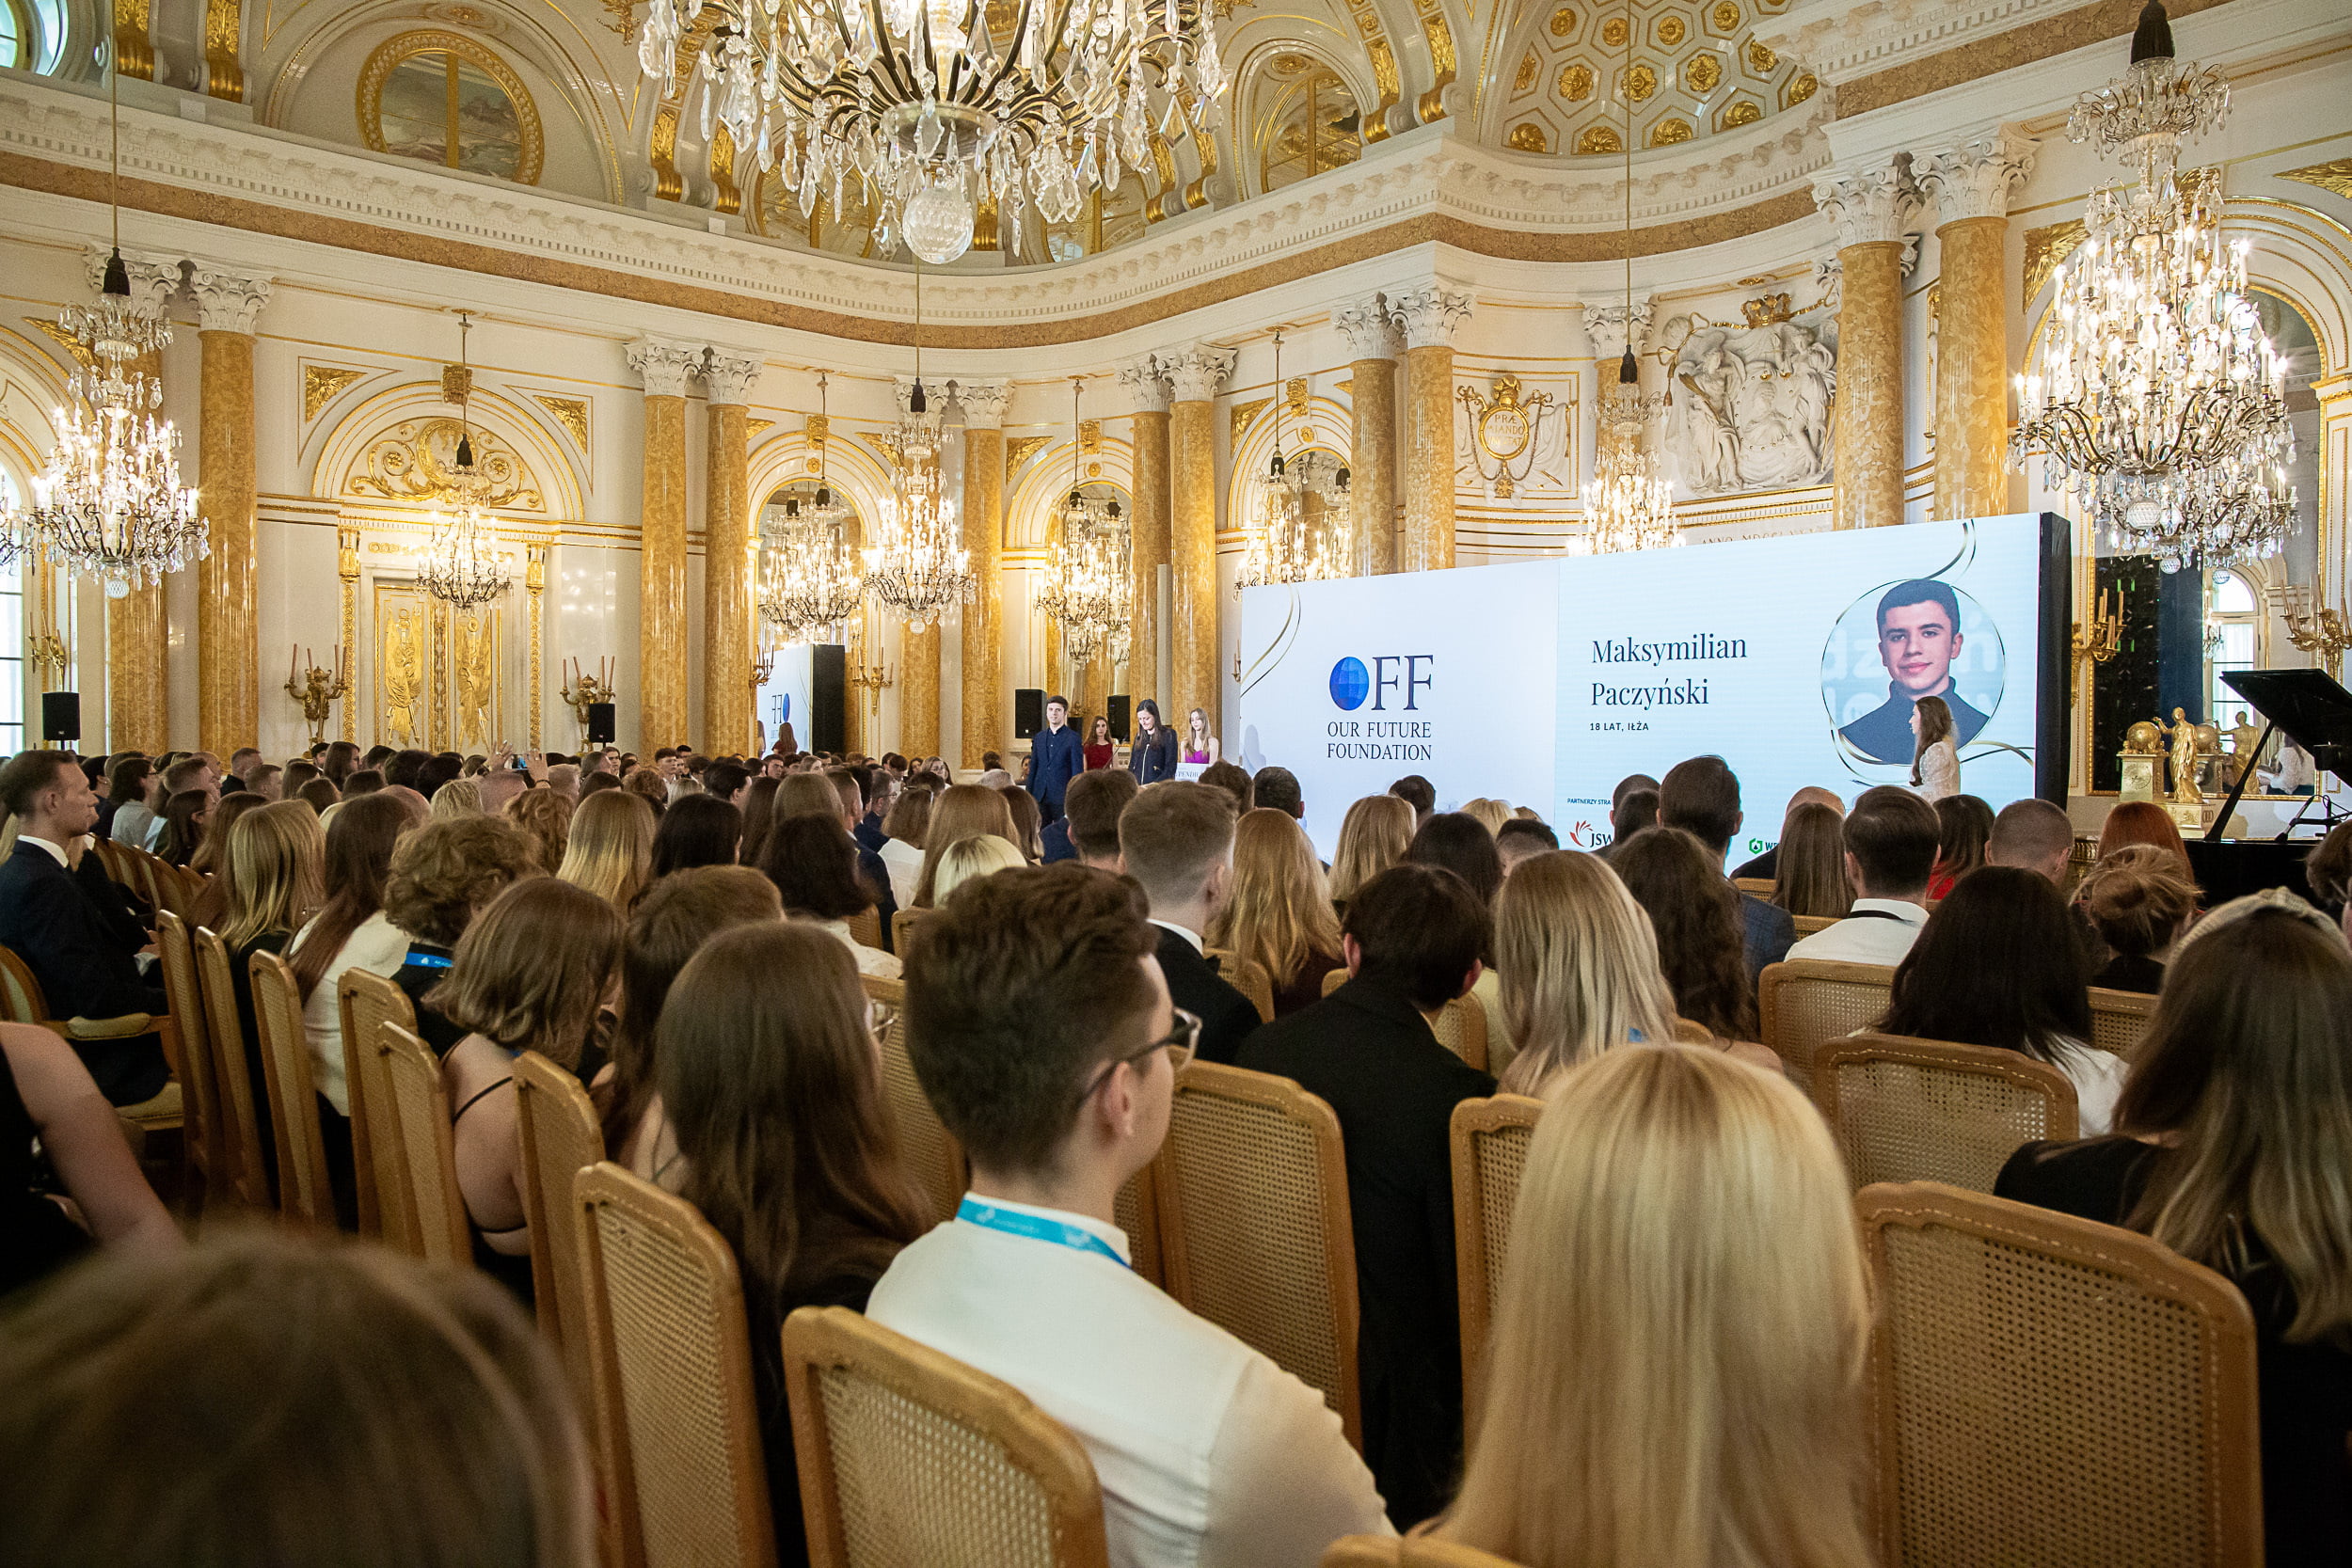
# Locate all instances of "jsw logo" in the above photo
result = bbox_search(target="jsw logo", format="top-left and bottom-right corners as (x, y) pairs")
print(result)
(1328, 655), (1434, 712)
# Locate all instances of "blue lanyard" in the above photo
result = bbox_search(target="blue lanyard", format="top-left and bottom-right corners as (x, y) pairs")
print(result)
(956, 1197), (1130, 1269)
(404, 949), (453, 970)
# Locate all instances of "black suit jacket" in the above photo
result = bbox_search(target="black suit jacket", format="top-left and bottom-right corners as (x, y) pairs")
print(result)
(858, 845), (899, 954)
(1152, 926), (1261, 1067)
(1236, 978), (1497, 1528)
(1129, 726), (1179, 784)
(0, 841), (169, 1104)
(1839, 684), (1991, 763)
(1028, 725), (1084, 810)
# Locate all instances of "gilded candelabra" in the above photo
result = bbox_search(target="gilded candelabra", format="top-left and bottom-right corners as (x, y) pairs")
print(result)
(2071, 584), (2124, 691)
(28, 629), (69, 691)
(2279, 586), (2352, 676)
(561, 657), (615, 748)
(847, 635), (895, 741)
(284, 644), (349, 745)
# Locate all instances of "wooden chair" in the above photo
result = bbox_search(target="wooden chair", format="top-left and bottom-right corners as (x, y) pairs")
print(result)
(1815, 1035), (2077, 1194)
(2088, 985), (2157, 1058)
(783, 1306), (1111, 1568)
(1323, 1539), (1532, 1568)
(514, 1048), (607, 1414)
(192, 927), (271, 1210)
(151, 911), (227, 1207)
(249, 948), (337, 1228)
(1113, 1156), (1168, 1290)
(861, 974), (965, 1226)
(375, 1021), (472, 1263)
(1426, 994), (1488, 1072)
(889, 907), (931, 957)
(1449, 1094), (1543, 1435)
(1792, 912), (1838, 936)
(93, 835), (127, 885)
(842, 906), (883, 952)
(1857, 1182), (2262, 1568)
(1322, 966), (1347, 998)
(1204, 946), (1276, 1023)
(1158, 1060), (1361, 1447)
(1757, 958), (1896, 1096)
(1731, 876), (1774, 895)
(575, 1161), (774, 1568)
(0, 940), (184, 1129)
(339, 969), (419, 1245)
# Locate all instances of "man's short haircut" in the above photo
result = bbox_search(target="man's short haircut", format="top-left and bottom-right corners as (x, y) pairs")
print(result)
(1658, 755), (1740, 855)
(1842, 784), (1940, 895)
(1249, 766), (1303, 817)
(905, 863), (1158, 1175)
(342, 769), (385, 797)
(1611, 772), (1660, 811)
(163, 756), (212, 795)
(361, 745), (395, 769)
(1989, 798), (2074, 867)
(383, 750), (430, 790)
(1389, 774), (1436, 818)
(1613, 789), (1660, 839)
(1046, 693), (1069, 710)
(1496, 817), (1559, 855)
(1343, 863), (1490, 1012)
(0, 750), (76, 818)
(1119, 781), (1237, 904)
(1876, 578), (1961, 632)
(1063, 768), (1137, 861)
(704, 761), (749, 801)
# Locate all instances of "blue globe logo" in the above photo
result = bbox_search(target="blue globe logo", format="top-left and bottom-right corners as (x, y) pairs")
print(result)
(1329, 657), (1371, 711)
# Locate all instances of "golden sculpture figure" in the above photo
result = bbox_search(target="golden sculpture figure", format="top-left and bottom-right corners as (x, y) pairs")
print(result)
(2160, 706), (2203, 804)
(383, 610), (423, 747)
(2225, 711), (2265, 784)
(2123, 720), (2165, 755)
(284, 645), (349, 746)
(454, 613), (495, 750)
(560, 656), (615, 750)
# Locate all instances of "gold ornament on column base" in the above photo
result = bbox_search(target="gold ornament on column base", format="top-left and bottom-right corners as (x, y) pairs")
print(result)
(285, 643), (350, 745)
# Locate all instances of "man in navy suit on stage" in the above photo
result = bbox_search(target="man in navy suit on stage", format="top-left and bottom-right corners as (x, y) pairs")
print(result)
(1026, 693), (1084, 825)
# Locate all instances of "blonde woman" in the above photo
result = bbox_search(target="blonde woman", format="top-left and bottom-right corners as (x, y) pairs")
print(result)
(1329, 794), (1414, 911)
(911, 784), (1019, 907)
(1441, 1047), (1874, 1568)
(1492, 849), (1677, 1093)
(1208, 807), (1344, 1017)
(216, 801), (328, 1135)
(1183, 707), (1219, 766)
(929, 833), (1027, 904)
(429, 778), (483, 820)
(1460, 798), (1514, 836)
(557, 789), (656, 913)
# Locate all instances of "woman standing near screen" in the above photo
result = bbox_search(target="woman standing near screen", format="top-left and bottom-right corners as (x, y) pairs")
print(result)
(1184, 707), (1220, 766)
(1912, 696), (1960, 802)
(1084, 716), (1116, 771)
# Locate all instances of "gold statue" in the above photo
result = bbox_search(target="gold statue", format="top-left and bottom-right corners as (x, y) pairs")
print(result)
(382, 611), (423, 747)
(2159, 707), (2204, 804)
(2224, 710), (2265, 785)
(454, 614), (494, 750)
(285, 645), (350, 746)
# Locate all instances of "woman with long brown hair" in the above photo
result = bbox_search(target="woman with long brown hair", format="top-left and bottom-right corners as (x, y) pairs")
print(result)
(1329, 794), (1413, 912)
(1911, 693), (1959, 800)
(737, 774), (784, 866)
(556, 788), (655, 912)
(285, 790), (430, 1119)
(876, 780), (931, 909)
(1771, 800), (1853, 920)
(1928, 792), (1994, 900)
(911, 784), (1019, 908)
(1611, 827), (1760, 1043)
(1083, 714), (1115, 771)
(998, 784), (1043, 862)
(1207, 808), (1344, 1016)
(185, 791), (271, 931)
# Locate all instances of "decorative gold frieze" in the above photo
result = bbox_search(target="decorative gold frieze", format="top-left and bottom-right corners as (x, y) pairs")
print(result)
(305, 365), (368, 421)
(1740, 293), (1794, 327)
(1005, 435), (1052, 472)
(344, 417), (545, 509)
(2022, 217), (2087, 308)
(1229, 397), (1273, 450)
(2278, 159), (2352, 200)
(28, 317), (95, 370)
(533, 393), (591, 450)
(1508, 123), (1549, 153)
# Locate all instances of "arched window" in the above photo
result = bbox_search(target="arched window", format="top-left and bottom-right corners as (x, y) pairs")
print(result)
(2204, 568), (2262, 723)
(0, 0), (29, 71)
(358, 32), (544, 184)
(1256, 55), (1360, 193)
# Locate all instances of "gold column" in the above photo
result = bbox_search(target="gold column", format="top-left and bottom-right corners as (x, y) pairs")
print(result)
(1120, 357), (1171, 712)
(1335, 296), (1401, 575)
(1389, 286), (1470, 572)
(703, 349), (761, 753)
(901, 623), (940, 758)
(1919, 131), (2035, 520)
(628, 337), (701, 749)
(337, 522), (359, 742)
(103, 251), (182, 752)
(1160, 344), (1232, 728)
(957, 379), (1010, 768)
(191, 265), (270, 753)
(525, 543), (547, 752)
(1815, 164), (1922, 530)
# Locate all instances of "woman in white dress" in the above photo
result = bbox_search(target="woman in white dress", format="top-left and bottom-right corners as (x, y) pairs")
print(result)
(1911, 694), (1961, 802)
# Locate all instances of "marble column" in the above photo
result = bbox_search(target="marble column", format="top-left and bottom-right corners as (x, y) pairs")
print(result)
(1334, 295), (1401, 576)
(628, 336), (702, 748)
(900, 624), (941, 759)
(1390, 287), (1473, 572)
(187, 264), (272, 754)
(955, 378), (1011, 768)
(1918, 129), (2036, 521)
(702, 348), (762, 754)
(1157, 344), (1234, 733)
(1815, 161), (1923, 530)
(101, 252), (179, 752)
(1119, 357), (1171, 715)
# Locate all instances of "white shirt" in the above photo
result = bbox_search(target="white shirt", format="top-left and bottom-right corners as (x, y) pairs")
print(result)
(813, 918), (902, 978)
(17, 832), (79, 870)
(878, 837), (924, 909)
(109, 801), (156, 847)
(284, 910), (411, 1116)
(1150, 918), (1204, 955)
(867, 1196), (1391, 1568)
(1785, 898), (1930, 967)
(2053, 1037), (2128, 1137)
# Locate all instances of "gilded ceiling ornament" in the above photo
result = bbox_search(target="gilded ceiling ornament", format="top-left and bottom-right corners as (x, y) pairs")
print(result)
(1515, 51), (1539, 92)
(1627, 61), (1657, 101)
(1724, 99), (1762, 127)
(1746, 40), (1776, 72)
(746, 418), (774, 438)
(1558, 62), (1595, 99)
(304, 366), (368, 422)
(1710, 1), (1740, 32)
(1650, 117), (1692, 146)
(1509, 121), (1550, 151)
(1079, 419), (1102, 452)
(1578, 123), (1623, 154)
(1600, 16), (1628, 46)
(1229, 397), (1273, 451)
(441, 362), (473, 403)
(27, 317), (96, 371)
(1658, 16), (1685, 45)
(2021, 217), (2088, 309)
(529, 394), (589, 451)
(1740, 293), (1794, 326)
(345, 417), (545, 510)
(1549, 6), (1577, 34)
(1785, 71), (1817, 104)
(1006, 435), (1054, 471)
(1686, 53), (1721, 93)
(2277, 158), (2352, 200)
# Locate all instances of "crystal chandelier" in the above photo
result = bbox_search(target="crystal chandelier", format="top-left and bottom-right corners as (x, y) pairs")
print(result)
(862, 269), (975, 628)
(1039, 376), (1131, 661)
(1234, 331), (1343, 590)
(1, 55), (204, 598)
(416, 314), (513, 610)
(1583, 7), (1676, 557)
(639, 0), (1229, 264)
(758, 372), (865, 642)
(2010, 2), (2292, 570)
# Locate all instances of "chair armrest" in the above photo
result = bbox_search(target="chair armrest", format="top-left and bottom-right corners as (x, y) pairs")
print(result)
(64, 1012), (156, 1039)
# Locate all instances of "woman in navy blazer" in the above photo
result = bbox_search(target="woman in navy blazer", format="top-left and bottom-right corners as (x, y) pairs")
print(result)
(1128, 699), (1180, 784)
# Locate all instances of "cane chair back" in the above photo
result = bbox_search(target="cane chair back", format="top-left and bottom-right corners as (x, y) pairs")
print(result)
(861, 974), (965, 1226)
(783, 1306), (1111, 1568)
(1426, 996), (1488, 1072)
(889, 908), (931, 958)
(1793, 912), (1839, 936)
(339, 969), (419, 1245)
(152, 912), (223, 1194)
(1204, 947), (1277, 1024)
(2089, 986), (2158, 1059)
(1159, 1060), (1361, 1446)
(1113, 1157), (1168, 1289)
(1731, 877), (1774, 895)
(1758, 958), (1897, 1096)
(250, 949), (336, 1228)
(193, 927), (270, 1209)
(514, 1048), (607, 1413)
(1858, 1182), (2263, 1568)
(1818, 1035), (2077, 1194)
(576, 1162), (775, 1568)
(0, 944), (43, 1026)
(145, 853), (195, 919)
(1449, 1094), (1543, 1434)
(376, 1022), (472, 1263)
(94, 835), (126, 884)
(1323, 1540), (1534, 1568)
(843, 907), (883, 953)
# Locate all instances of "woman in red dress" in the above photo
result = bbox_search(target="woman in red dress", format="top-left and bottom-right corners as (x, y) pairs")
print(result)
(1083, 714), (1116, 771)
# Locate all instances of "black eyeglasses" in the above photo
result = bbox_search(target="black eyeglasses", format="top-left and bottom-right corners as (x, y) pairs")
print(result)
(1074, 1008), (1200, 1107)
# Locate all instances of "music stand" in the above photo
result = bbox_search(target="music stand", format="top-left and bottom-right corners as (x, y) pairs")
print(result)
(2207, 669), (2352, 842)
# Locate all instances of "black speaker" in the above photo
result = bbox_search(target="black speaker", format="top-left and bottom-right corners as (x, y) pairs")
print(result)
(1108, 694), (1131, 743)
(1013, 688), (1044, 740)
(41, 691), (80, 744)
(811, 643), (847, 754)
(585, 703), (616, 745)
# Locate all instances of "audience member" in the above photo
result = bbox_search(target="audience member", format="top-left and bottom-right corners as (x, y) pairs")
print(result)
(1727, 785), (1845, 881)
(1120, 781), (1263, 1066)
(296, 778), (341, 816)
(319, 739), (359, 785)
(381, 749), (429, 792)
(854, 768), (895, 853)
(1206, 808), (1343, 1017)
(1987, 797), (2075, 885)
(543, 763), (580, 802)
(429, 778), (483, 820)
(876, 782), (930, 906)
(1771, 800), (1853, 919)
(1458, 798), (1513, 836)
(415, 753), (465, 801)
(2307, 821), (2352, 943)
(215, 802), (327, 1191)
(2098, 799), (2194, 875)
(557, 789), (655, 912)
(1928, 793), (1995, 899)
(1250, 766), (1305, 820)
(282, 760), (324, 800)
(1330, 794), (1413, 911)
(703, 760), (751, 811)
(760, 815), (900, 978)
(912, 784), (1019, 909)
(381, 816), (541, 1054)
(1492, 849), (1676, 1094)
(930, 833), (1028, 904)
(620, 767), (669, 818)
(1439, 1047), (1872, 1568)
(1406, 812), (1507, 1043)
(1199, 758), (1251, 813)
(1493, 817), (1558, 877)
(185, 790), (269, 930)
(1388, 773), (1437, 827)
(242, 763), (283, 801)
(1603, 787), (1659, 852)
(999, 784), (1044, 861)
(1659, 755), (1792, 977)
(156, 787), (215, 867)
(341, 768), (385, 799)
(872, 864), (1389, 1566)
(1239, 863), (1492, 1527)
(502, 786), (572, 875)
(1057, 768), (1136, 871)
(1785, 785), (1939, 965)
(2077, 845), (2200, 994)
(648, 794), (743, 878)
(1997, 894), (2352, 1566)
(738, 774), (782, 866)
(1612, 828), (1762, 1045)
(786, 772), (900, 938)
(103, 755), (156, 847)
(473, 767), (526, 819)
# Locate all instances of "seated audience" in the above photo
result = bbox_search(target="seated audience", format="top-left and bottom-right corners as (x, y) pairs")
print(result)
(431, 878), (623, 1303)
(999, 784), (1045, 862)
(295, 778), (342, 816)
(1239, 863), (1494, 1527)
(1928, 793), (1995, 900)
(2077, 845), (2200, 994)
(145, 755), (216, 851)
(648, 793), (742, 878)
(876, 782), (930, 906)
(1199, 759), (1251, 813)
(1660, 755), (1793, 977)
(2098, 799), (2194, 876)
(186, 791), (268, 926)
(215, 802), (327, 1194)
(1603, 788), (1660, 852)
(103, 755), (155, 847)
(1206, 808), (1344, 1017)
(381, 816), (542, 1055)
(1987, 797), (2076, 885)
(620, 766), (669, 818)
(1611, 828), (1761, 1045)
(1879, 865), (2123, 1132)
(1250, 766), (1306, 821)
(658, 923), (930, 1566)
(853, 767), (894, 854)
(1492, 850), (1677, 1094)
(1606, 772), (1661, 846)
(929, 834), (1027, 904)
(1786, 785), (1940, 966)
(760, 815), (900, 978)
(738, 774), (783, 866)
(872, 863), (1390, 1565)
(1389, 773), (1437, 828)
(0, 1231), (596, 1568)
(1771, 800), (1853, 919)
(557, 789), (655, 913)
(1120, 782), (1263, 1066)
(429, 778), (482, 820)
(1330, 794), (1413, 912)
(1057, 768), (1136, 871)
(281, 760), (323, 799)
(1996, 893), (2352, 1566)
(1458, 798), (1513, 836)
(1406, 813), (1507, 1046)
(157, 787), (215, 868)
(1494, 817), (1558, 877)
(341, 768), (385, 799)
(502, 786), (572, 875)
(1438, 1046), (1872, 1568)
(912, 784), (1019, 909)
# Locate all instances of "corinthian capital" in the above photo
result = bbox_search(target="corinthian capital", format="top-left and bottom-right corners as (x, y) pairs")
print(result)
(1117, 356), (1171, 414)
(85, 245), (183, 316)
(188, 263), (274, 334)
(950, 377), (1012, 429)
(703, 347), (764, 406)
(1388, 287), (1474, 351)
(1333, 293), (1404, 361)
(627, 336), (704, 398)
(1915, 126), (2039, 226)
(1812, 158), (1923, 250)
(1584, 300), (1656, 357)
(1153, 343), (1235, 404)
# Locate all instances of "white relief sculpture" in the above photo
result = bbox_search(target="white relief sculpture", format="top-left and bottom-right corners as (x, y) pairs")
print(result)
(1669, 313), (1838, 496)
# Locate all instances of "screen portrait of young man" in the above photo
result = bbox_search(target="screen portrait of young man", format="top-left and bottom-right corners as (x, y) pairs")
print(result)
(1836, 578), (1990, 763)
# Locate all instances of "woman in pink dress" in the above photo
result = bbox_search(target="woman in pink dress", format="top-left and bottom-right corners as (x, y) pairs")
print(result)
(1184, 707), (1220, 766)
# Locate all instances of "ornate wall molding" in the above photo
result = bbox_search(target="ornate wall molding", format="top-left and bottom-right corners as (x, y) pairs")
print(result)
(342, 416), (545, 510)
(1813, 156), (1923, 248)
(626, 336), (703, 398)
(701, 347), (764, 405)
(1154, 344), (1237, 404)
(1333, 293), (1405, 359)
(1390, 285), (1474, 349)
(189, 262), (274, 333)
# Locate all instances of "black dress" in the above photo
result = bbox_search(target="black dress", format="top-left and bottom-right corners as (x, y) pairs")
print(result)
(1997, 1137), (2352, 1567)
(755, 1271), (886, 1567)
(228, 931), (292, 1203)
(2089, 951), (2167, 995)
(0, 1043), (92, 1299)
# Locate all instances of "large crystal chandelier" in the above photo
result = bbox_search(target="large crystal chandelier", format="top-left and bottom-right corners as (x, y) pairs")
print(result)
(639, 0), (1229, 264)
(758, 373), (865, 642)
(1039, 376), (1131, 661)
(862, 269), (976, 628)
(416, 314), (514, 610)
(2010, 1), (2293, 571)
(1234, 332), (1343, 590)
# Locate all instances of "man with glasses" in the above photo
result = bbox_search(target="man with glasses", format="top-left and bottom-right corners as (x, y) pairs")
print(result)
(869, 863), (1391, 1567)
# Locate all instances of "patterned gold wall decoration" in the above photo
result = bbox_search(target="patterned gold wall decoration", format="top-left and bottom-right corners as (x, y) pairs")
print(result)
(2278, 159), (2352, 200)
(1650, 117), (1692, 146)
(651, 105), (684, 202)
(1685, 53), (1720, 93)
(1548, 7), (1576, 35)
(1626, 62), (1657, 101)
(304, 365), (368, 422)
(532, 393), (591, 451)
(1508, 122), (1549, 152)
(2023, 217), (2088, 308)
(1746, 41), (1776, 72)
(1229, 397), (1273, 450)
(376, 586), (430, 749)
(113, 0), (155, 81)
(1078, 419), (1102, 453)
(1005, 435), (1053, 472)
(338, 523), (360, 742)
(746, 418), (774, 438)
(344, 417), (545, 510)
(1658, 16), (1685, 45)
(710, 124), (741, 215)
(1600, 16), (1628, 46)
(1558, 63), (1593, 99)
(1514, 51), (1539, 92)
(1784, 71), (1817, 104)
(1284, 377), (1310, 418)
(452, 606), (501, 751)
(1577, 124), (1622, 154)
(1723, 99), (1762, 128)
(1411, 0), (1457, 122)
(1709, 1), (1740, 32)
(203, 0), (245, 102)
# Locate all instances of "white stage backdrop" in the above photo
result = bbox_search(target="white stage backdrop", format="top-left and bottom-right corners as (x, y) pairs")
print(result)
(1235, 515), (2063, 860)
(755, 644), (816, 754)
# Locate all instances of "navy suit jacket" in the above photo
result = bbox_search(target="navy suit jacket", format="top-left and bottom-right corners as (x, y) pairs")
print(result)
(1040, 817), (1076, 864)
(0, 841), (169, 1104)
(1027, 725), (1084, 809)
(1128, 726), (1179, 784)
(1740, 890), (1795, 979)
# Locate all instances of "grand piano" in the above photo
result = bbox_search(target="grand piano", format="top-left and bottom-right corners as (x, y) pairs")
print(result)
(2181, 669), (2352, 904)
